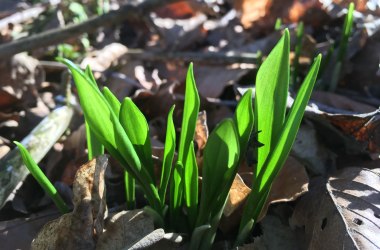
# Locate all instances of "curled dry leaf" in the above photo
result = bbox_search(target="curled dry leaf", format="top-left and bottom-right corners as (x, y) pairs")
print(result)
(32, 155), (108, 250)
(97, 209), (182, 250)
(291, 167), (380, 250)
(80, 43), (128, 73)
(220, 156), (309, 233)
(0, 209), (60, 250)
(195, 111), (208, 170)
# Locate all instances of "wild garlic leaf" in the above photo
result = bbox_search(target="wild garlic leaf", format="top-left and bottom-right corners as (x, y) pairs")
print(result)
(159, 105), (176, 203)
(259, 54), (321, 191)
(120, 97), (154, 182)
(184, 142), (198, 229)
(237, 55), (321, 246)
(170, 161), (184, 227)
(255, 29), (290, 178)
(178, 63), (200, 167)
(103, 87), (121, 115)
(197, 119), (239, 226)
(57, 58), (141, 174)
(84, 66), (104, 160)
(14, 141), (69, 214)
(234, 89), (254, 157)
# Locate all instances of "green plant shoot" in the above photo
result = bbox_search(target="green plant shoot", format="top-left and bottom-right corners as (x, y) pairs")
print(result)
(236, 28), (321, 244)
(14, 141), (69, 214)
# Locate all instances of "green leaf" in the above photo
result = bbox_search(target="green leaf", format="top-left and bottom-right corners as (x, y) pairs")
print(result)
(178, 63), (200, 166)
(103, 87), (121, 115)
(84, 66), (104, 160)
(197, 119), (240, 227)
(124, 171), (135, 209)
(85, 121), (104, 160)
(57, 58), (141, 173)
(237, 54), (321, 246)
(184, 142), (198, 229)
(14, 141), (69, 214)
(169, 161), (184, 229)
(58, 58), (162, 214)
(158, 105), (176, 203)
(234, 89), (254, 157)
(254, 29), (290, 178)
(119, 97), (154, 182)
(337, 2), (354, 63)
(189, 224), (211, 250)
(259, 54), (321, 191)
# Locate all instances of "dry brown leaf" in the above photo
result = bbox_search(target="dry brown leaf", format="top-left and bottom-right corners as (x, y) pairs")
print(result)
(224, 174), (251, 217)
(234, 0), (271, 28)
(220, 156), (309, 233)
(291, 168), (380, 249)
(155, 2), (196, 19)
(97, 210), (155, 250)
(32, 155), (108, 250)
(312, 91), (375, 113)
(80, 43), (128, 73)
(0, 209), (60, 250)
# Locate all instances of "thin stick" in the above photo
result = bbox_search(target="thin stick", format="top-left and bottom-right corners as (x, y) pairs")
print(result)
(123, 50), (260, 64)
(0, 0), (181, 59)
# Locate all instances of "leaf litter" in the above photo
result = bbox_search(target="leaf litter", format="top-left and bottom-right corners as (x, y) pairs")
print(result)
(0, 0), (380, 249)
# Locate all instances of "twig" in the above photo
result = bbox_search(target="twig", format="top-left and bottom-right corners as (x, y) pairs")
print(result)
(122, 50), (260, 65)
(0, 0), (181, 59)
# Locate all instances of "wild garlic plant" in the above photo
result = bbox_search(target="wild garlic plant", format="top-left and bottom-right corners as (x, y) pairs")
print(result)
(17, 29), (320, 249)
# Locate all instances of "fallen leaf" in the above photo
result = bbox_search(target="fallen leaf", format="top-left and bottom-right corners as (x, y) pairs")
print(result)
(312, 90), (375, 113)
(234, 0), (271, 29)
(290, 168), (380, 249)
(80, 43), (128, 73)
(0, 209), (60, 250)
(97, 210), (154, 250)
(32, 155), (108, 250)
(223, 174), (251, 217)
(220, 156), (309, 233)
(155, 2), (196, 19)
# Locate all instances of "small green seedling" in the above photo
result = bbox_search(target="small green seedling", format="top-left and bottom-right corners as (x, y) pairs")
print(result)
(292, 21), (304, 88)
(18, 28), (320, 249)
(329, 2), (354, 91)
(14, 142), (69, 214)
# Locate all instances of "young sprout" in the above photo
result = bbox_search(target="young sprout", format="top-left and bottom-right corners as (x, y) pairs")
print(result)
(292, 21), (304, 89)
(329, 2), (355, 92)
(14, 141), (69, 214)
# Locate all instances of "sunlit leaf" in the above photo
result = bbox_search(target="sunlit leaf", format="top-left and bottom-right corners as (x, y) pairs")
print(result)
(184, 142), (198, 229)
(158, 105), (176, 203)
(14, 141), (69, 214)
(234, 89), (254, 157)
(120, 97), (154, 182)
(255, 29), (289, 178)
(178, 64), (200, 165)
(197, 119), (239, 226)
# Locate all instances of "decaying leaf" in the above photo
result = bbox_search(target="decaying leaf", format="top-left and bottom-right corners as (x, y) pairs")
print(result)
(220, 156), (309, 233)
(292, 123), (336, 176)
(80, 43), (128, 73)
(291, 167), (380, 249)
(32, 155), (108, 250)
(97, 210), (154, 250)
(223, 174), (251, 217)
(0, 209), (60, 249)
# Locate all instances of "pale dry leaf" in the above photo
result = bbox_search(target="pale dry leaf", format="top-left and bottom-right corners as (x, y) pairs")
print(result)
(96, 210), (155, 250)
(312, 91), (376, 114)
(220, 156), (308, 233)
(32, 155), (109, 250)
(224, 174), (251, 217)
(234, 0), (271, 28)
(291, 168), (380, 250)
(80, 43), (128, 72)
